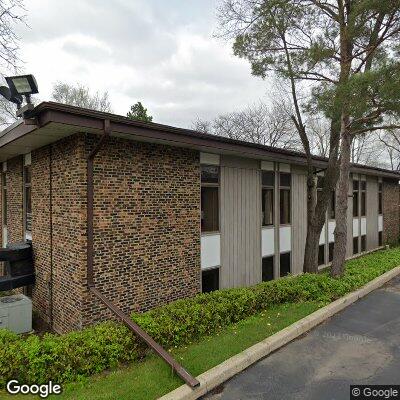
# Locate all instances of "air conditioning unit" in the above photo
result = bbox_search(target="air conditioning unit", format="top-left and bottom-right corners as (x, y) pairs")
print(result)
(0, 294), (32, 334)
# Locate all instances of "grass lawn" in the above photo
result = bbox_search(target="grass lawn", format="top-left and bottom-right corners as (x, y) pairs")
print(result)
(0, 301), (323, 400)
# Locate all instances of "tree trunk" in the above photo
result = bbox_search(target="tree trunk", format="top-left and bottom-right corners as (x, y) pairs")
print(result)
(303, 174), (319, 273)
(331, 126), (353, 277)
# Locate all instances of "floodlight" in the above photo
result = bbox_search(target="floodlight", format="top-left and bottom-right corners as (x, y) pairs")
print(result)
(0, 74), (38, 116)
(5, 75), (38, 97)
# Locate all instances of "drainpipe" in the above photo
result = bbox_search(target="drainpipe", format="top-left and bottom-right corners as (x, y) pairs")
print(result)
(86, 120), (199, 389)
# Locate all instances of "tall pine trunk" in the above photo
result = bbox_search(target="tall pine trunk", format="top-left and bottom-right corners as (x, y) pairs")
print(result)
(331, 120), (353, 277)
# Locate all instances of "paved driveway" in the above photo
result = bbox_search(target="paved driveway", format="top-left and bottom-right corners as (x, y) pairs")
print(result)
(203, 275), (400, 400)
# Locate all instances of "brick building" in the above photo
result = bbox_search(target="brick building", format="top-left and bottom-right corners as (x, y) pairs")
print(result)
(0, 102), (399, 333)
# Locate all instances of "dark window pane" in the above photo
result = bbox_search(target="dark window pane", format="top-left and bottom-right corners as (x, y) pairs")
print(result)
(353, 237), (359, 255)
(201, 186), (219, 232)
(330, 191), (335, 219)
(378, 193), (382, 214)
(353, 180), (359, 191)
(280, 189), (291, 224)
(378, 231), (383, 246)
(201, 165), (219, 184)
(361, 181), (366, 191)
(317, 175), (325, 189)
(262, 171), (275, 187)
(378, 182), (382, 192)
(329, 242), (334, 262)
(353, 192), (359, 217)
(202, 268), (219, 293)
(361, 191), (366, 216)
(317, 189), (322, 204)
(280, 172), (291, 187)
(262, 256), (274, 281)
(280, 252), (291, 277)
(318, 244), (325, 266)
(262, 188), (274, 226)
(361, 235), (366, 252)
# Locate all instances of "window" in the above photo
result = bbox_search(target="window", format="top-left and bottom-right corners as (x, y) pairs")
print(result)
(378, 182), (383, 215)
(317, 176), (324, 205)
(23, 165), (32, 235)
(353, 179), (359, 217)
(361, 235), (366, 252)
(280, 252), (291, 277)
(318, 244), (325, 266)
(329, 191), (336, 219)
(262, 256), (274, 281)
(378, 231), (383, 246)
(329, 242), (334, 262)
(202, 268), (219, 293)
(1, 171), (6, 228)
(361, 181), (366, 217)
(280, 173), (291, 225)
(353, 236), (359, 255)
(201, 165), (219, 232)
(262, 171), (275, 226)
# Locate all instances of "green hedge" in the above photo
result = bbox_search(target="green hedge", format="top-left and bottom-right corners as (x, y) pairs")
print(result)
(0, 246), (399, 388)
(0, 322), (138, 387)
(131, 247), (400, 348)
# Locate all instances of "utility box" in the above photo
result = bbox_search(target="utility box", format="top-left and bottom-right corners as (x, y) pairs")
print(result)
(0, 294), (32, 334)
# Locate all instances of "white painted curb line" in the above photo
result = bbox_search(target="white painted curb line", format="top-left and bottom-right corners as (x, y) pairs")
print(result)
(159, 266), (400, 400)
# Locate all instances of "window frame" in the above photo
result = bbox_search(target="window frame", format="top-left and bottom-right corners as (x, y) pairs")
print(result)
(279, 251), (291, 277)
(279, 172), (291, 226)
(201, 165), (220, 234)
(262, 255), (274, 282)
(261, 170), (275, 227)
(353, 179), (359, 218)
(201, 266), (220, 293)
(360, 180), (366, 217)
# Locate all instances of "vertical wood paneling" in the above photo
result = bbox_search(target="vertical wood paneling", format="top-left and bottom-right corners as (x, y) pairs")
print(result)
(291, 166), (307, 275)
(220, 159), (261, 288)
(366, 176), (378, 250)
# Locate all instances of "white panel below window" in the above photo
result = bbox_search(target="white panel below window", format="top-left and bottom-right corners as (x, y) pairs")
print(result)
(328, 221), (336, 243)
(361, 217), (367, 235)
(279, 226), (291, 253)
(378, 215), (383, 232)
(262, 227), (275, 257)
(353, 218), (359, 238)
(201, 234), (220, 270)
(319, 224), (326, 245)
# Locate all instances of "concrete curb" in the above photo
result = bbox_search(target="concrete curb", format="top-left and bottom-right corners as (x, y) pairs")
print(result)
(159, 266), (400, 400)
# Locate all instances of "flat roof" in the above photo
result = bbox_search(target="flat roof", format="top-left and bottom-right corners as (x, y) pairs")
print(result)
(0, 101), (399, 179)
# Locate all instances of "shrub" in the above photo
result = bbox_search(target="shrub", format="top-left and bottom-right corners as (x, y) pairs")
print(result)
(0, 246), (399, 388)
(0, 322), (138, 387)
(132, 247), (400, 348)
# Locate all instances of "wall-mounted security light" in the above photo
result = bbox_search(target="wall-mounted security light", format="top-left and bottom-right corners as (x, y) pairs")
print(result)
(0, 74), (39, 119)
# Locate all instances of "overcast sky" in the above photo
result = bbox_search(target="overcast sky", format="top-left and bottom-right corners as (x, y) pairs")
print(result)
(14, 0), (268, 128)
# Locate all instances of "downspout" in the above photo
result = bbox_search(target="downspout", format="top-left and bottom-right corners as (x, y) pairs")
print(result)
(86, 120), (199, 389)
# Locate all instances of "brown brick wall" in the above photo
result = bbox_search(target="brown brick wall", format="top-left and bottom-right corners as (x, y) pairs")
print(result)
(7, 156), (24, 243)
(28, 132), (200, 332)
(31, 146), (53, 326)
(82, 135), (201, 327)
(31, 135), (87, 333)
(383, 178), (400, 245)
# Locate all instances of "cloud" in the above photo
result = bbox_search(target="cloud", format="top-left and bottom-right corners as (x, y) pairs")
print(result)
(16, 0), (269, 128)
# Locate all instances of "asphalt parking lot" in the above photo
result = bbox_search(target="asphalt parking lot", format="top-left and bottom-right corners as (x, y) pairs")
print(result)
(203, 275), (400, 400)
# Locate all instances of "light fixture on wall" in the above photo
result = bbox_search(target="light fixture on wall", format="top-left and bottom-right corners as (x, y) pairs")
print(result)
(0, 74), (39, 119)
